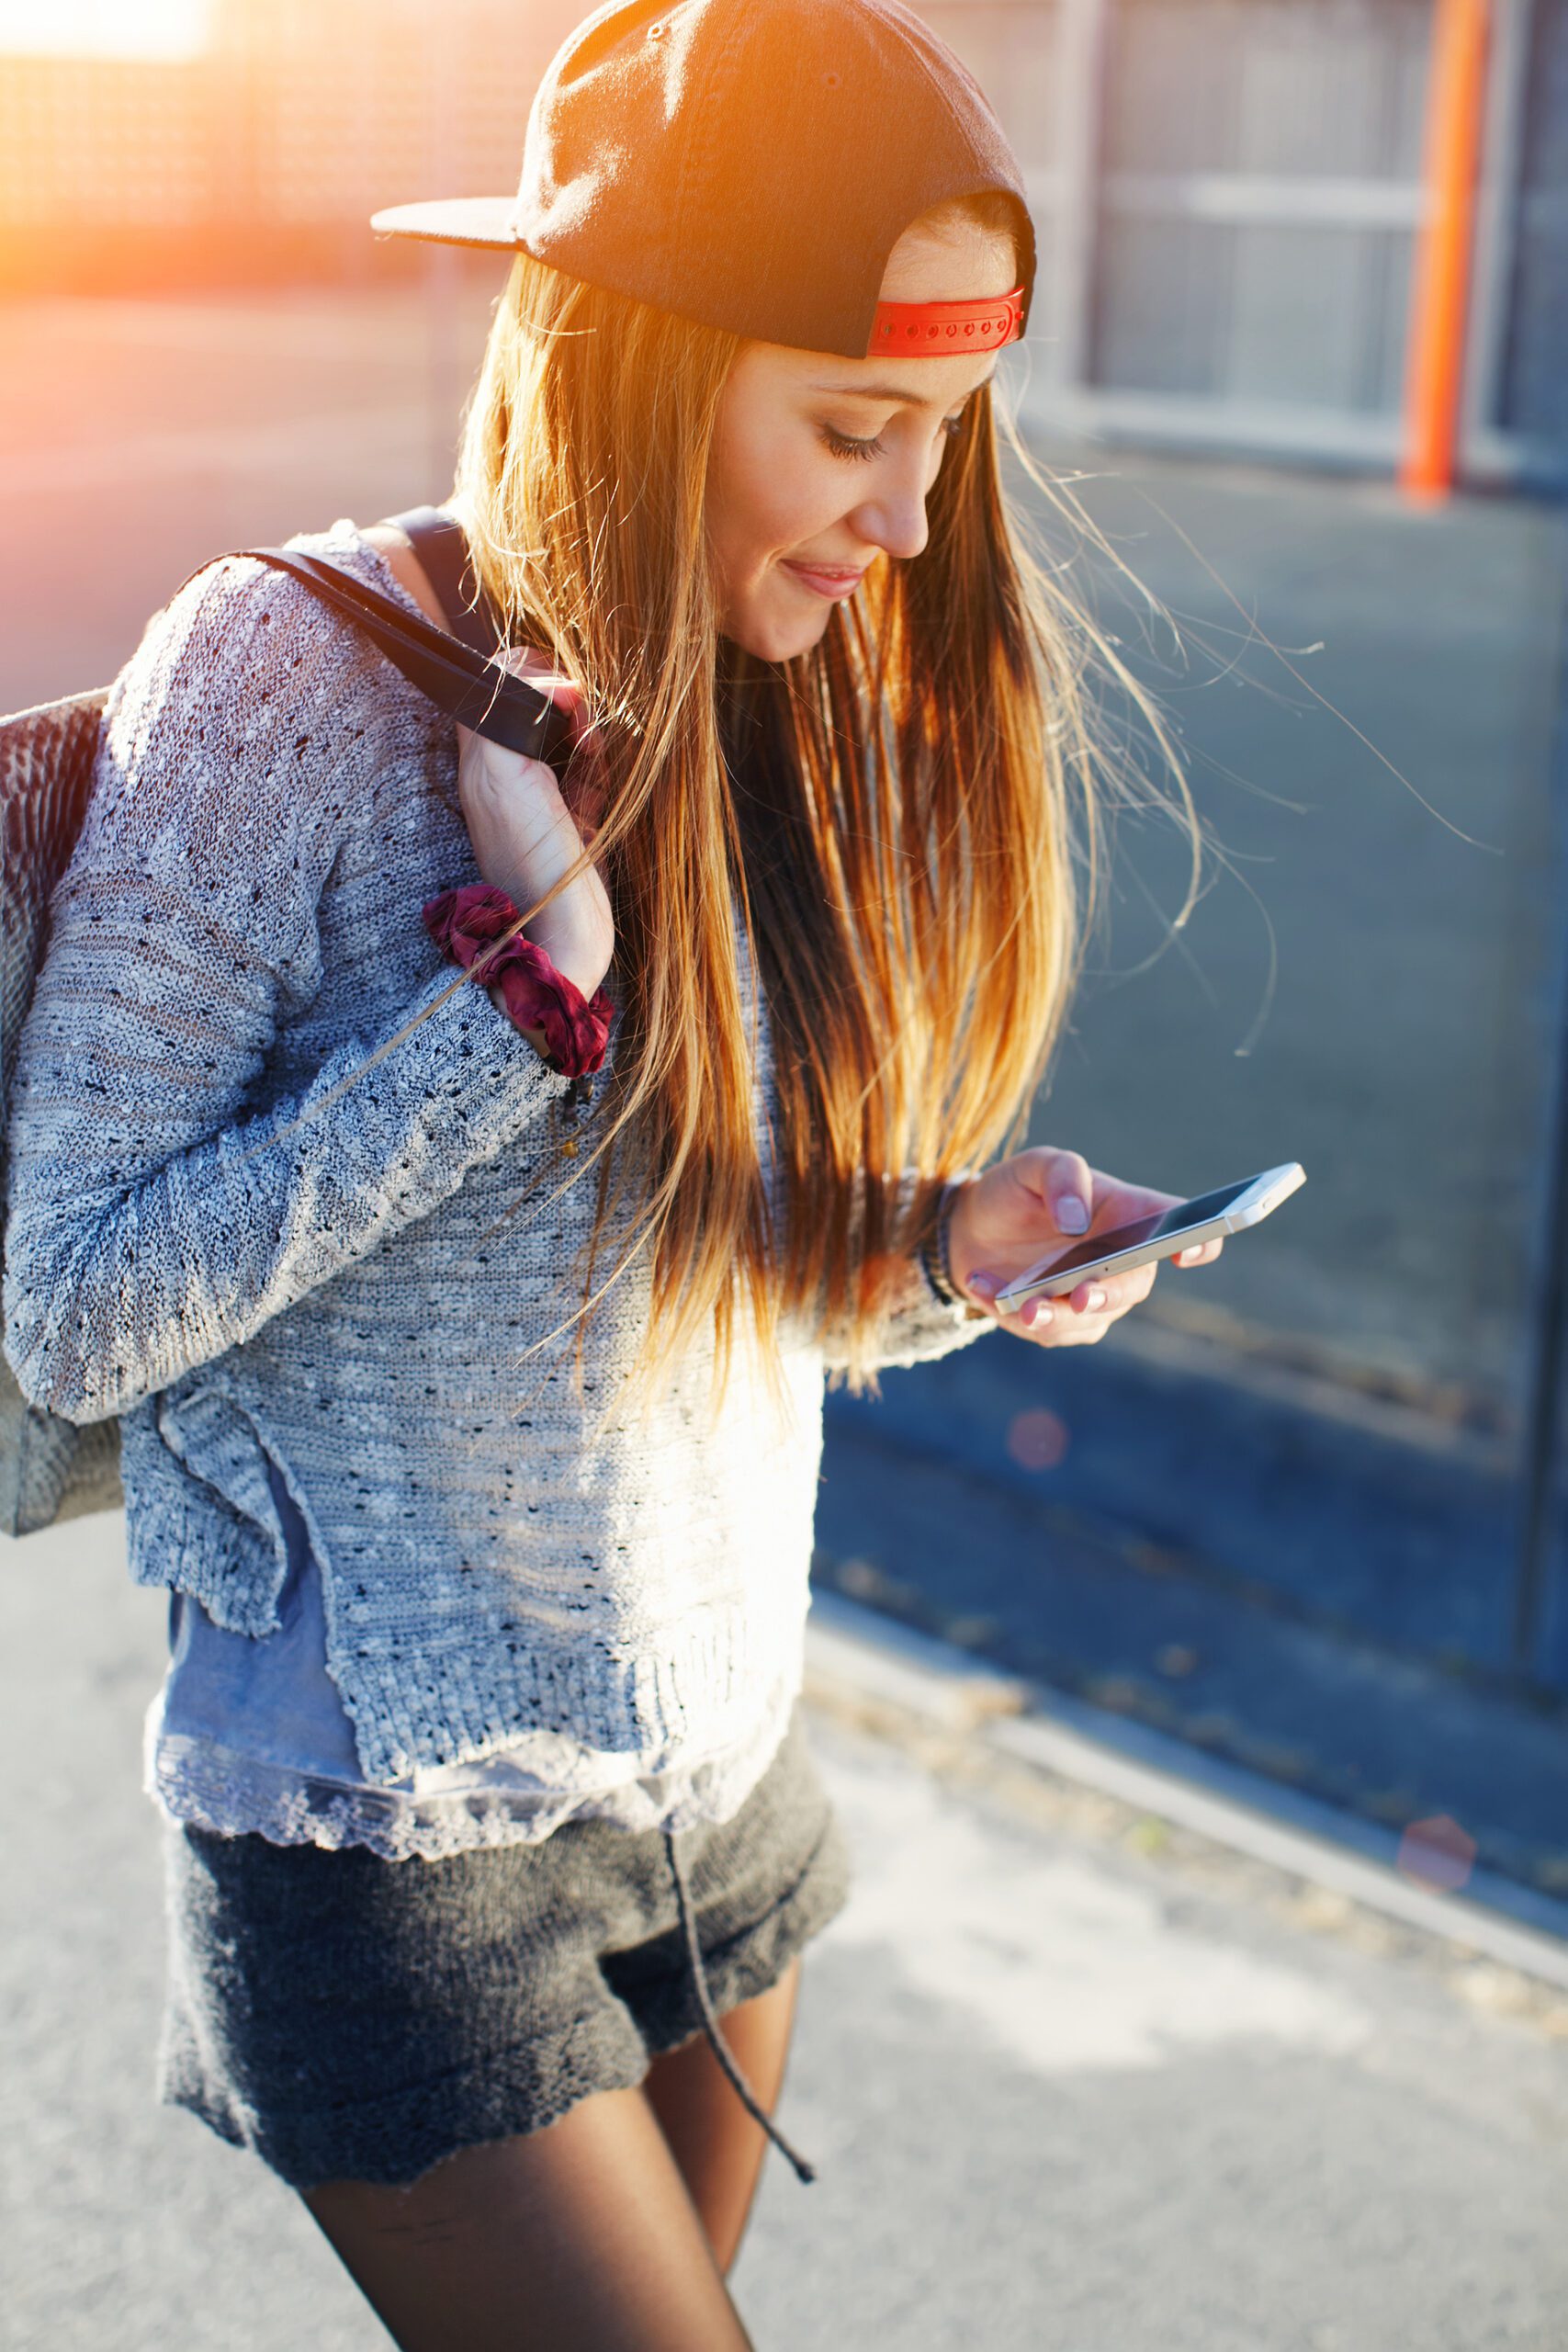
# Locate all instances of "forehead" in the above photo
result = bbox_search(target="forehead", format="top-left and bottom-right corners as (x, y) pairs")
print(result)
(878, 214), (1018, 309)
(735, 343), (1001, 405)
(746, 333), (1001, 408)
(736, 220), (1019, 408)
(807, 356), (1000, 407)
(844, 215), (1017, 401)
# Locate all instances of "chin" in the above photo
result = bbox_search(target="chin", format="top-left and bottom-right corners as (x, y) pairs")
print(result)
(726, 601), (830, 665)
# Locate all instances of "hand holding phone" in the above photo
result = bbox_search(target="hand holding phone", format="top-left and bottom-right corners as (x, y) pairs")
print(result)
(990, 1163), (1306, 1316)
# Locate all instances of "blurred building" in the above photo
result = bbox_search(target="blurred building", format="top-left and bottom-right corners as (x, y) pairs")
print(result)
(0, 0), (581, 284)
(921, 0), (1562, 487)
(207, 0), (581, 221)
(0, 51), (220, 230)
(0, 0), (1562, 484)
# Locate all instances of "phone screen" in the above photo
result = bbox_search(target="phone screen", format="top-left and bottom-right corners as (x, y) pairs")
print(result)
(1033, 1177), (1256, 1284)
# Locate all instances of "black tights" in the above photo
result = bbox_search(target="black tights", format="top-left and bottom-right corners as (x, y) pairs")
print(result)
(299, 1957), (802, 2352)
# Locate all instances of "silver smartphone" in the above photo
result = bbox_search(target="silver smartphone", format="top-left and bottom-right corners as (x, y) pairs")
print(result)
(991, 1162), (1307, 1315)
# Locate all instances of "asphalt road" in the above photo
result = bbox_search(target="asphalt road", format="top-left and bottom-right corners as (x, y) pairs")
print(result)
(5, 1507), (1566, 2351)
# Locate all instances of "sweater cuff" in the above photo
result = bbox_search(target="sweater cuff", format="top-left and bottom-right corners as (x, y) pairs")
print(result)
(391, 959), (581, 1150)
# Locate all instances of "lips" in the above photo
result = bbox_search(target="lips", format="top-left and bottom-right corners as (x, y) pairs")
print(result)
(781, 560), (867, 600)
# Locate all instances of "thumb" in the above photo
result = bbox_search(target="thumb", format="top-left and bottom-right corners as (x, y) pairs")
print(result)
(1027, 1148), (1092, 1234)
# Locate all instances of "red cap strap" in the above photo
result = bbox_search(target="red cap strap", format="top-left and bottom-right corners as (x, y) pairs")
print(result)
(867, 285), (1024, 356)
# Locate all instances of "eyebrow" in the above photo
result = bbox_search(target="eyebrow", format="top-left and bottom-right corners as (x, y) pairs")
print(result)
(808, 368), (998, 406)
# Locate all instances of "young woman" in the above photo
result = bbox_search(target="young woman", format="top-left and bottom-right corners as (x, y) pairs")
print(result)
(2, 2), (1221, 2345)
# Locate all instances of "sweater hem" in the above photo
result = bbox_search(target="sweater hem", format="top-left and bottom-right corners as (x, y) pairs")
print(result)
(144, 1677), (802, 1860)
(333, 1589), (812, 1785)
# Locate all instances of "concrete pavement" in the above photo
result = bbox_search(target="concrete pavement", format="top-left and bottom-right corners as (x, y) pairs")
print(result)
(4, 1508), (1566, 2350)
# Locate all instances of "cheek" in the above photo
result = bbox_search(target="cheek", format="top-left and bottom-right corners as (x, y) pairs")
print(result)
(711, 419), (843, 582)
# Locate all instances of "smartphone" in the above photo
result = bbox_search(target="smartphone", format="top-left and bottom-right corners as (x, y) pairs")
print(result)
(991, 1162), (1306, 1315)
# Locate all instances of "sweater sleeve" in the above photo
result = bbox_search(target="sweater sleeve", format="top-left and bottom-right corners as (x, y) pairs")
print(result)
(823, 1170), (998, 1374)
(865, 1250), (998, 1371)
(1, 552), (575, 1428)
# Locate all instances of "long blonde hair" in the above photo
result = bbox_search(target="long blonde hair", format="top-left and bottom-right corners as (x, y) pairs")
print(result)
(316, 200), (1205, 1441)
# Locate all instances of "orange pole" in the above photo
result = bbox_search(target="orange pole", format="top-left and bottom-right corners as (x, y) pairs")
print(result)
(1399, 0), (1491, 503)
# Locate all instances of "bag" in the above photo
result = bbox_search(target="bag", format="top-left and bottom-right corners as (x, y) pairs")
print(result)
(0, 505), (570, 1538)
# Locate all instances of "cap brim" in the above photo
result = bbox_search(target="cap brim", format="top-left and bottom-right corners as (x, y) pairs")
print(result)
(369, 198), (523, 249)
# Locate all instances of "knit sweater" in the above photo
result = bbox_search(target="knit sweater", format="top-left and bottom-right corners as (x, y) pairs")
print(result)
(144, 1452), (758, 1856)
(3, 518), (994, 1824)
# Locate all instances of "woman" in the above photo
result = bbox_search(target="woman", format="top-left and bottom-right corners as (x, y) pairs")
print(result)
(2, 2), (1221, 2345)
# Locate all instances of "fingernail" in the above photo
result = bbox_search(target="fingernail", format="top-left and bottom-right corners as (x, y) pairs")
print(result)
(1086, 1285), (1107, 1311)
(1055, 1197), (1089, 1234)
(967, 1272), (998, 1301)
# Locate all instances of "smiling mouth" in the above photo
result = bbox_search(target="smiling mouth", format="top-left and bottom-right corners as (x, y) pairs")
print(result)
(781, 560), (867, 599)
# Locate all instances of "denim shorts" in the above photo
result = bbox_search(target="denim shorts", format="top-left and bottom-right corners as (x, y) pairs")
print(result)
(156, 1703), (851, 2192)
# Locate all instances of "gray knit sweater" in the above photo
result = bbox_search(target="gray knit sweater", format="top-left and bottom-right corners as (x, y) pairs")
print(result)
(2, 519), (994, 1823)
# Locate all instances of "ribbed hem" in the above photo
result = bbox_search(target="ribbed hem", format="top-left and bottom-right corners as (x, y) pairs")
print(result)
(335, 1601), (808, 1787)
(159, 1968), (651, 2195)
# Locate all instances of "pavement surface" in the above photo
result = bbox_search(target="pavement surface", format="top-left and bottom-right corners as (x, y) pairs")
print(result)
(5, 1508), (1567, 2351)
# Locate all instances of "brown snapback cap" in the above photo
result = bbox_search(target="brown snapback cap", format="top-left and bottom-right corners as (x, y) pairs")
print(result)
(370, 0), (1036, 362)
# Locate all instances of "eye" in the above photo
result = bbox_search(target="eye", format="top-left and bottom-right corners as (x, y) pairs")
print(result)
(818, 411), (969, 464)
(819, 423), (885, 463)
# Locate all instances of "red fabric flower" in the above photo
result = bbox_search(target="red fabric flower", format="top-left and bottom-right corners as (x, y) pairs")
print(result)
(423, 883), (615, 1079)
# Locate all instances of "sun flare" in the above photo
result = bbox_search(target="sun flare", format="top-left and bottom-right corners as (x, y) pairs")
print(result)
(0, 0), (212, 58)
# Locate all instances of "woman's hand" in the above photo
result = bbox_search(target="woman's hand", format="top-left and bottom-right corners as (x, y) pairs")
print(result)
(456, 650), (614, 1002)
(943, 1145), (1224, 1348)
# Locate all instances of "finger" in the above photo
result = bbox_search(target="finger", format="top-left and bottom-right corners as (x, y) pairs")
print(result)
(1005, 1146), (1096, 1236)
(546, 685), (596, 769)
(503, 653), (596, 744)
(561, 773), (605, 834)
(1043, 1149), (1094, 1235)
(563, 723), (608, 811)
(504, 646), (570, 689)
(1019, 1301), (1108, 1348)
(1077, 1267), (1154, 1316)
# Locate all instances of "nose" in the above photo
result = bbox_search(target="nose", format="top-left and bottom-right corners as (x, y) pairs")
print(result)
(847, 456), (931, 564)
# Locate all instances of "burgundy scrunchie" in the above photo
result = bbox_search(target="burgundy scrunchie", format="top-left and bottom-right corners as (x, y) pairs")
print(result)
(423, 883), (615, 1079)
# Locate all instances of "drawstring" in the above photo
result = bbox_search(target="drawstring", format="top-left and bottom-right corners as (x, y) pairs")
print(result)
(662, 1827), (817, 2186)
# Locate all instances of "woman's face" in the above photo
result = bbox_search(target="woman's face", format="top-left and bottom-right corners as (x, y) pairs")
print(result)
(705, 221), (1018, 662)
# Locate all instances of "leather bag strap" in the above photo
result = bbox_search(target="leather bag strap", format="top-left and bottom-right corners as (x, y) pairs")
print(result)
(171, 544), (576, 769)
(381, 503), (505, 661)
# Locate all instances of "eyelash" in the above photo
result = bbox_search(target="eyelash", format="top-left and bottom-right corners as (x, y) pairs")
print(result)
(819, 412), (968, 464)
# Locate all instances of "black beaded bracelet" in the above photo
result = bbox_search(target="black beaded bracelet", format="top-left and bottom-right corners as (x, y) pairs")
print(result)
(919, 1178), (984, 1314)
